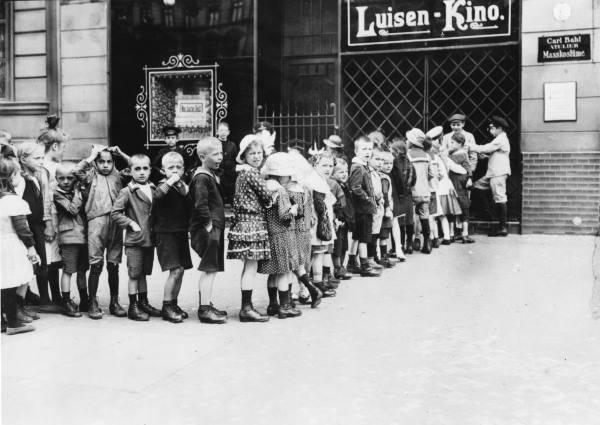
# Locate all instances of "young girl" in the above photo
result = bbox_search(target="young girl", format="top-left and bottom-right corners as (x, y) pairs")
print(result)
(0, 156), (39, 335)
(390, 137), (415, 255)
(227, 135), (273, 322)
(258, 152), (304, 319)
(378, 151), (399, 266)
(447, 132), (474, 243)
(16, 141), (61, 311)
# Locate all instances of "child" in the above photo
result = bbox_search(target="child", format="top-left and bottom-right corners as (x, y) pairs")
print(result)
(16, 142), (61, 310)
(407, 128), (433, 254)
(443, 113), (478, 173)
(378, 151), (397, 266)
(310, 151), (338, 294)
(368, 148), (385, 269)
(153, 151), (193, 323)
(189, 137), (228, 324)
(257, 152), (303, 318)
(74, 144), (131, 319)
(331, 158), (353, 280)
(111, 154), (161, 321)
(215, 122), (238, 205)
(152, 126), (194, 183)
(424, 130), (442, 249)
(448, 133), (475, 243)
(227, 135), (272, 322)
(323, 134), (349, 165)
(53, 163), (89, 318)
(347, 136), (379, 277)
(0, 157), (38, 335)
(38, 116), (70, 310)
(390, 137), (416, 255)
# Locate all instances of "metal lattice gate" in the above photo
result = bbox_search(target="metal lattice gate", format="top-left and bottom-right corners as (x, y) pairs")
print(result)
(341, 46), (521, 220)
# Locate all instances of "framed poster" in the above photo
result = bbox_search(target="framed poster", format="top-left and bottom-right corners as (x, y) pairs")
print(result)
(543, 81), (576, 122)
(136, 54), (228, 147)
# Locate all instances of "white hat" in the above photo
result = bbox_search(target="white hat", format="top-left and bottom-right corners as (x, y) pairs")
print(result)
(323, 134), (343, 149)
(406, 128), (426, 148)
(236, 134), (262, 164)
(262, 152), (293, 177)
(426, 126), (443, 139)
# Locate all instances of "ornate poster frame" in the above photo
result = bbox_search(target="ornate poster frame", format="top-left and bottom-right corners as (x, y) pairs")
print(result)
(135, 53), (228, 148)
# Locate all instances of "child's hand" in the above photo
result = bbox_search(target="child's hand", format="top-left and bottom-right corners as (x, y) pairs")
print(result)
(44, 221), (56, 242)
(290, 204), (298, 217)
(27, 247), (39, 265)
(129, 222), (141, 232)
(167, 173), (180, 185)
(111, 146), (125, 157)
(466, 178), (473, 189)
(385, 209), (393, 218)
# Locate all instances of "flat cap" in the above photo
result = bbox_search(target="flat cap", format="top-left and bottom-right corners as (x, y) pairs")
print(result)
(489, 116), (509, 130)
(447, 113), (466, 123)
(162, 125), (181, 136)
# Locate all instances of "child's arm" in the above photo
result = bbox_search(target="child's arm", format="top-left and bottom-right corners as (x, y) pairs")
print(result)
(53, 189), (84, 217)
(154, 174), (180, 200)
(110, 189), (140, 231)
(11, 215), (39, 265)
(248, 170), (274, 209)
(110, 145), (131, 165)
(349, 166), (374, 206)
(192, 176), (212, 230)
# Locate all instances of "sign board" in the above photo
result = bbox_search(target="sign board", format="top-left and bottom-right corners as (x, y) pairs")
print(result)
(343, 0), (519, 51)
(544, 82), (576, 122)
(538, 33), (591, 62)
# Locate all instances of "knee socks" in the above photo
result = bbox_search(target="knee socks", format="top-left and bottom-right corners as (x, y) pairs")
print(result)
(420, 218), (430, 240)
(47, 262), (61, 303)
(405, 225), (414, 245)
(1, 288), (19, 326)
(267, 287), (278, 305)
(107, 262), (119, 296)
(400, 224), (406, 246)
(35, 264), (49, 302)
(88, 263), (103, 298)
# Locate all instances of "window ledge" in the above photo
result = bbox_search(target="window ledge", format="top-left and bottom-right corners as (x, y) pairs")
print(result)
(0, 101), (50, 115)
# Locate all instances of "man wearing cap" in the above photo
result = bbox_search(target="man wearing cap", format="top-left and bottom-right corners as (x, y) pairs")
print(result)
(152, 125), (195, 183)
(442, 114), (477, 172)
(470, 116), (511, 237)
(323, 134), (349, 164)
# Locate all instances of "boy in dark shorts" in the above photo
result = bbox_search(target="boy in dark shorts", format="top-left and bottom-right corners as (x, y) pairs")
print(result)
(331, 158), (353, 280)
(53, 163), (89, 318)
(111, 154), (161, 321)
(448, 133), (475, 243)
(189, 137), (227, 324)
(348, 136), (379, 277)
(153, 151), (193, 323)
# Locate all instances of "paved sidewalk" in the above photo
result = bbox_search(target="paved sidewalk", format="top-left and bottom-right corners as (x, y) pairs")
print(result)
(2, 235), (600, 425)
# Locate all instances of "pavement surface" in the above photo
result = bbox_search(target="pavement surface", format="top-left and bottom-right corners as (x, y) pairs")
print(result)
(2, 234), (600, 425)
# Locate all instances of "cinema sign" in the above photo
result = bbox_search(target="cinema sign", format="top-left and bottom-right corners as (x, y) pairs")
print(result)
(344, 0), (518, 50)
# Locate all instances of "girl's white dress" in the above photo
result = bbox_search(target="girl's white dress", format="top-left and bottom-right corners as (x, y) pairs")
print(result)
(42, 159), (61, 263)
(0, 194), (35, 289)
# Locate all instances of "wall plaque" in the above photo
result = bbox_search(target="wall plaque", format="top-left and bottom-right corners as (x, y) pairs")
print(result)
(544, 82), (577, 122)
(538, 33), (591, 62)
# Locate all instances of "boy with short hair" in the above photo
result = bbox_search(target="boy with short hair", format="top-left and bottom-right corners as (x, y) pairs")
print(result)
(74, 144), (130, 319)
(331, 158), (353, 280)
(53, 163), (89, 318)
(443, 113), (477, 172)
(378, 151), (396, 267)
(347, 136), (379, 277)
(368, 148), (385, 270)
(153, 151), (193, 323)
(448, 132), (475, 243)
(152, 126), (194, 183)
(189, 137), (227, 324)
(111, 154), (161, 321)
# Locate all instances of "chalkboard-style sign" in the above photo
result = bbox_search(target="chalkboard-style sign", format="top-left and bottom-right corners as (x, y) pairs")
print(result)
(538, 34), (591, 62)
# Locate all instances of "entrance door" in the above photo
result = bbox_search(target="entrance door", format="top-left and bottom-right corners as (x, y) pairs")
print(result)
(341, 46), (521, 220)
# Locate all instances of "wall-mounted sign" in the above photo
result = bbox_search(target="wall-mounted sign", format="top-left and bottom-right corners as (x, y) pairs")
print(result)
(544, 81), (577, 122)
(343, 0), (518, 51)
(538, 33), (591, 62)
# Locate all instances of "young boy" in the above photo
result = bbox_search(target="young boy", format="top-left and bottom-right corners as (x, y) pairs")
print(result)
(331, 158), (353, 280)
(153, 152), (193, 323)
(74, 144), (130, 319)
(378, 151), (396, 267)
(347, 136), (379, 277)
(407, 128), (434, 254)
(443, 113), (477, 172)
(215, 122), (238, 205)
(111, 154), (161, 321)
(448, 133), (475, 244)
(53, 163), (88, 317)
(152, 126), (194, 183)
(189, 137), (227, 324)
(368, 148), (385, 270)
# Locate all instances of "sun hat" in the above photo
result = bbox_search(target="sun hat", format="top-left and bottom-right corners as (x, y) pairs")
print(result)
(323, 134), (343, 149)
(236, 134), (262, 164)
(405, 128), (426, 148)
(426, 126), (443, 139)
(262, 152), (293, 177)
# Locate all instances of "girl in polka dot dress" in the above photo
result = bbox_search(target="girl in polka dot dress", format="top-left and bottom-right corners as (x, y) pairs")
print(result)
(227, 135), (273, 322)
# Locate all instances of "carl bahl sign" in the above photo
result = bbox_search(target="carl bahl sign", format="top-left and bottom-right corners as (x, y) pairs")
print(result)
(346, 0), (513, 47)
(538, 34), (591, 62)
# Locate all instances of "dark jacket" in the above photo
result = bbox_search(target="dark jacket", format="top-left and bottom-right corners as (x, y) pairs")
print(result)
(216, 138), (238, 202)
(152, 145), (197, 183)
(349, 159), (376, 214)
(54, 188), (86, 245)
(189, 168), (225, 232)
(110, 182), (156, 247)
(152, 179), (192, 233)
(340, 182), (355, 225)
(327, 178), (346, 222)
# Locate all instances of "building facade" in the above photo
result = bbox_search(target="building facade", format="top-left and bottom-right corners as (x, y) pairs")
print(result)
(0, 0), (598, 234)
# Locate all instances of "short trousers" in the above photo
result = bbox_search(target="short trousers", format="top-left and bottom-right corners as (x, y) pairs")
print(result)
(191, 226), (224, 273)
(155, 232), (193, 271)
(474, 175), (508, 203)
(413, 199), (430, 219)
(60, 244), (89, 274)
(333, 224), (348, 258)
(460, 207), (470, 222)
(125, 246), (154, 278)
(88, 215), (123, 265)
(354, 213), (373, 244)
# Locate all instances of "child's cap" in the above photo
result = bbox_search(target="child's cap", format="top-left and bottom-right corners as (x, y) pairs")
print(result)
(405, 128), (426, 148)
(236, 134), (262, 164)
(426, 126), (443, 139)
(447, 113), (466, 123)
(489, 116), (508, 130)
(262, 152), (293, 177)
(323, 135), (343, 149)
(163, 125), (181, 137)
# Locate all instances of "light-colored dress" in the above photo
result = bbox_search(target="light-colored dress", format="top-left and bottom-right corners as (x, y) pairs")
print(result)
(0, 195), (34, 289)
(42, 159), (61, 263)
